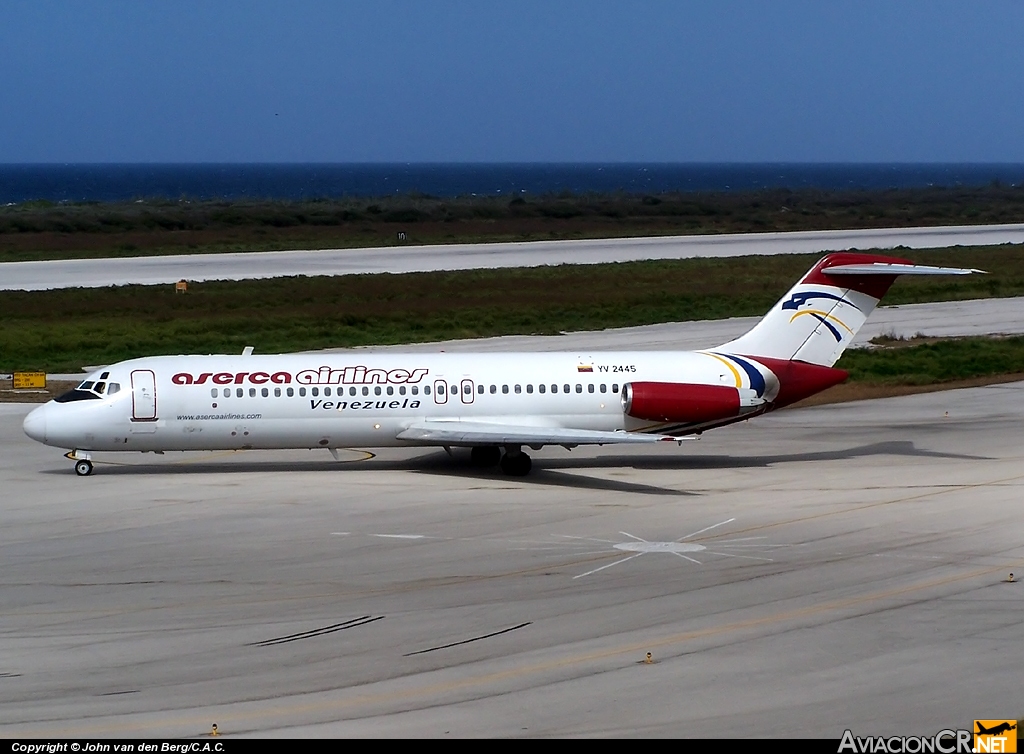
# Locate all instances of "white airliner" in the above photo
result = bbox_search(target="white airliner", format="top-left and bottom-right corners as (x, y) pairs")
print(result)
(22, 252), (980, 476)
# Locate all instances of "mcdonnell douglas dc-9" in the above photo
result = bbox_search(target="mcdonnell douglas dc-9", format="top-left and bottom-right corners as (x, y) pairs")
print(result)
(23, 253), (980, 476)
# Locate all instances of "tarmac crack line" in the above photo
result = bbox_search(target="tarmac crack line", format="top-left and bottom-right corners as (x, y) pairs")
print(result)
(250, 616), (383, 647)
(403, 622), (533, 656)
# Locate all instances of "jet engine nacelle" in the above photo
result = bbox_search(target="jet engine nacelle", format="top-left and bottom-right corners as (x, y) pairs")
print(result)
(621, 381), (764, 424)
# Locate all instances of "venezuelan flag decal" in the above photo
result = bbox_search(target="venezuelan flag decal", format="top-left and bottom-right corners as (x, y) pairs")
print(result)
(577, 365), (594, 373)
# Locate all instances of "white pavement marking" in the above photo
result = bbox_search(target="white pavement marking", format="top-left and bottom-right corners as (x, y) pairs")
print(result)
(4, 223), (1024, 290)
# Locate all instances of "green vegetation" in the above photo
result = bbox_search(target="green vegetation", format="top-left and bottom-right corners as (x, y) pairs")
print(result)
(2, 244), (1023, 373)
(837, 336), (1024, 385)
(2, 184), (1024, 263)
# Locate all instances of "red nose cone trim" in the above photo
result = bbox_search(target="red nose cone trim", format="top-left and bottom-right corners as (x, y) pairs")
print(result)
(802, 252), (913, 300)
(625, 382), (741, 423)
(747, 356), (848, 408)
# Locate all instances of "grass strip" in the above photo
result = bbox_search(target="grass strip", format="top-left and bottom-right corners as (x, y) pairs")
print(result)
(2, 244), (1023, 372)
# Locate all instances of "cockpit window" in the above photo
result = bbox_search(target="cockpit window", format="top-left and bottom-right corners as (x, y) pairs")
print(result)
(100, 372), (110, 380)
(54, 388), (102, 403)
(55, 377), (120, 403)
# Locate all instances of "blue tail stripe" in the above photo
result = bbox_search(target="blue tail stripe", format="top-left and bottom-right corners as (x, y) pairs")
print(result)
(727, 355), (766, 397)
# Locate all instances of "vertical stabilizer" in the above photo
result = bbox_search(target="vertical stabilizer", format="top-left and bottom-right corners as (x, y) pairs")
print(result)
(715, 252), (980, 367)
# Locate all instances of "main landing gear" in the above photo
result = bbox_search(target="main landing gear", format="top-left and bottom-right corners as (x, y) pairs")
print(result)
(469, 445), (533, 475)
(499, 447), (532, 477)
(470, 445), (502, 467)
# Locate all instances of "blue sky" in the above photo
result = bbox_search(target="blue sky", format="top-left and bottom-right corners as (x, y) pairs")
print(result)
(2, 1), (1023, 163)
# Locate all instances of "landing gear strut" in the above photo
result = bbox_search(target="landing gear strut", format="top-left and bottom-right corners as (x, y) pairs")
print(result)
(500, 446), (532, 476)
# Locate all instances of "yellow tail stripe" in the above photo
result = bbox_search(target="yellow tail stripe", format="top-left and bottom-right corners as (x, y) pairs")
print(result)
(705, 353), (743, 388)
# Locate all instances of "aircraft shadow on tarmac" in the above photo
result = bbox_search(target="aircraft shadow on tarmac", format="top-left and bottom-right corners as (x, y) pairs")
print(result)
(42, 440), (986, 496)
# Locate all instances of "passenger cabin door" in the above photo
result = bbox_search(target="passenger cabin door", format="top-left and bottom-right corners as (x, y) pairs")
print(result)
(131, 369), (157, 421)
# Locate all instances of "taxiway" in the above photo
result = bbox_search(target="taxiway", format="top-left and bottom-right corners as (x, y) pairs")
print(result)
(4, 222), (1024, 290)
(1, 380), (1020, 736)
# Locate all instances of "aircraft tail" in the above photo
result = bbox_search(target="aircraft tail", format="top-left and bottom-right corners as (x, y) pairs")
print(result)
(715, 252), (982, 367)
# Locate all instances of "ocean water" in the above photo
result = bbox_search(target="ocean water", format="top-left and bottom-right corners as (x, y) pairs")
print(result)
(2, 163), (1024, 204)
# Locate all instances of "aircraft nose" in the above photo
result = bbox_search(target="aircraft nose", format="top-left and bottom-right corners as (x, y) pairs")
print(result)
(23, 404), (48, 443)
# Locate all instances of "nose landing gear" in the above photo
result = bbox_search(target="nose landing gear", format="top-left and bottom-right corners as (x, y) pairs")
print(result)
(65, 450), (94, 476)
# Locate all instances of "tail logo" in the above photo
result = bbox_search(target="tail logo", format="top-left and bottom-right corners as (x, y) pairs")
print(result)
(782, 290), (858, 343)
(788, 310), (854, 342)
(782, 291), (862, 313)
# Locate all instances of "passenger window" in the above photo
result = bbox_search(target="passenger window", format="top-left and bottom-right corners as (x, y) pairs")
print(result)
(576, 384), (582, 393)
(539, 384), (546, 393)
(490, 385), (496, 394)
(312, 387), (319, 397)
(249, 388), (257, 397)
(423, 386), (430, 395)
(261, 388), (269, 397)
(526, 384), (533, 394)
(412, 385), (419, 395)
(514, 385), (522, 394)
(477, 384), (484, 394)
(362, 386), (369, 396)
(287, 387), (294, 397)
(375, 386), (382, 396)
(464, 384), (471, 394)
(387, 386), (394, 395)
(399, 386), (406, 395)
(349, 387), (356, 396)
(600, 384), (607, 393)
(588, 384), (595, 393)
(299, 387), (306, 397)
(450, 384), (457, 394)
(551, 384), (558, 393)
(210, 388), (218, 398)
(564, 384), (570, 393)
(324, 387), (332, 396)
(274, 387), (281, 397)
(502, 385), (509, 394)
(612, 384), (619, 393)
(236, 388), (244, 398)
(108, 383), (120, 394)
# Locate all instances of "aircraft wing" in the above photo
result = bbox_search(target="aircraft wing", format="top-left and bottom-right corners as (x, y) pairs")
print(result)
(396, 421), (680, 447)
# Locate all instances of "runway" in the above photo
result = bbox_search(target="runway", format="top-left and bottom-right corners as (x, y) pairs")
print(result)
(4, 222), (1024, 290)
(1, 383), (1021, 736)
